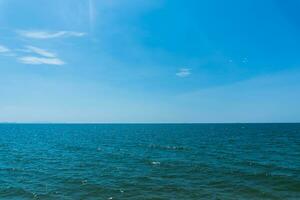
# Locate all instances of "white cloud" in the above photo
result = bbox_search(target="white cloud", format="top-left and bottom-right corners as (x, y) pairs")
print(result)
(18, 56), (65, 65)
(25, 46), (56, 58)
(17, 46), (65, 66)
(18, 30), (86, 39)
(242, 57), (248, 63)
(0, 45), (15, 56)
(176, 68), (191, 78)
(0, 45), (10, 53)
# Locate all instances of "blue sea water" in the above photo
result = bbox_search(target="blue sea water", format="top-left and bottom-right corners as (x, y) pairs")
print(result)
(0, 123), (299, 199)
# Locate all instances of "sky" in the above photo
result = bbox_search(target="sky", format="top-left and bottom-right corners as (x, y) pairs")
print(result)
(0, 0), (300, 123)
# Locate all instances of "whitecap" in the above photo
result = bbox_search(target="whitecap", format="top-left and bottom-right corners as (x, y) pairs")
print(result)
(151, 161), (161, 165)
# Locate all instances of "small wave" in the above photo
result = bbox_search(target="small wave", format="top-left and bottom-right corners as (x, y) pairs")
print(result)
(148, 144), (189, 151)
(0, 167), (23, 172)
(81, 180), (88, 185)
(151, 161), (161, 165)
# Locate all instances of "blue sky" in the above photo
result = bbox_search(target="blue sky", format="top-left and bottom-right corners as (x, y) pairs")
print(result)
(0, 0), (300, 123)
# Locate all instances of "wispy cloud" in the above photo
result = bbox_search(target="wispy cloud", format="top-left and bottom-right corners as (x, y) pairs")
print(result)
(24, 46), (56, 58)
(89, 0), (96, 31)
(18, 30), (86, 39)
(176, 68), (191, 78)
(17, 45), (64, 65)
(18, 56), (65, 65)
(0, 44), (15, 56)
(0, 45), (10, 53)
(242, 57), (248, 63)
(0, 44), (64, 65)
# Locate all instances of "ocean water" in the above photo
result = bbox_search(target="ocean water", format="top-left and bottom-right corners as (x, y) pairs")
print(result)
(0, 124), (299, 200)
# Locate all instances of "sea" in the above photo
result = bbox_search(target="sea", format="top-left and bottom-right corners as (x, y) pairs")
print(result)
(0, 123), (299, 199)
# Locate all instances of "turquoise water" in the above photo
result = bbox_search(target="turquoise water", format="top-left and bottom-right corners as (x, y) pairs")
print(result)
(0, 124), (299, 199)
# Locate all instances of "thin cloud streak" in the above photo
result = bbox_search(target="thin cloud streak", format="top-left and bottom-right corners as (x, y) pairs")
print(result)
(89, 0), (95, 32)
(176, 68), (191, 78)
(0, 45), (15, 56)
(0, 45), (10, 53)
(18, 30), (86, 39)
(18, 56), (65, 65)
(25, 46), (56, 58)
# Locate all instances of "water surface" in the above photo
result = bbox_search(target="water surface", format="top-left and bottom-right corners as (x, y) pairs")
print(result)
(0, 124), (299, 199)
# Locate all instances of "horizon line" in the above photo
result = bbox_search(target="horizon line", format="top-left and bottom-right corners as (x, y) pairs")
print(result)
(0, 122), (299, 125)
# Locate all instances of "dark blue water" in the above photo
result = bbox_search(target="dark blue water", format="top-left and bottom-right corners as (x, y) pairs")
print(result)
(0, 124), (299, 199)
